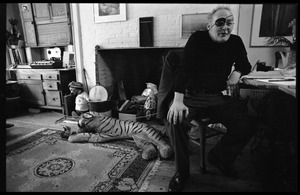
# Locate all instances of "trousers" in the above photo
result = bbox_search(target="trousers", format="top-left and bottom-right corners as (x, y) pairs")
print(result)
(166, 92), (254, 175)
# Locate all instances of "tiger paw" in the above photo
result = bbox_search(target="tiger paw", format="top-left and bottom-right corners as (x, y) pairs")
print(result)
(142, 144), (158, 160)
(68, 132), (92, 143)
(157, 144), (173, 159)
(61, 126), (71, 140)
(63, 126), (71, 132)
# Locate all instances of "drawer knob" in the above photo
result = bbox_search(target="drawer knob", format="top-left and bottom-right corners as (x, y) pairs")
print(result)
(52, 98), (56, 101)
(49, 76), (52, 79)
(28, 76), (31, 79)
(49, 85), (52, 88)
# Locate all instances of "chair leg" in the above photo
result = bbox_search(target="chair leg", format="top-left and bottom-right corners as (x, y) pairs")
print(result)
(199, 125), (207, 174)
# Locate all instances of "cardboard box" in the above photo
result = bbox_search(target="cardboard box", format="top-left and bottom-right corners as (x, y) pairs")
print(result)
(118, 108), (147, 122)
(118, 112), (138, 122)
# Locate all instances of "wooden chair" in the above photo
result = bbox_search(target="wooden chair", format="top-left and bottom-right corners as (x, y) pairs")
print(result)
(190, 118), (225, 174)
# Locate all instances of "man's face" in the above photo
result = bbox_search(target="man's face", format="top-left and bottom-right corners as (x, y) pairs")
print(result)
(208, 9), (234, 43)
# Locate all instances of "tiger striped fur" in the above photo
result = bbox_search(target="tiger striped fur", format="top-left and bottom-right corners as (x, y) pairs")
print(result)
(63, 112), (173, 160)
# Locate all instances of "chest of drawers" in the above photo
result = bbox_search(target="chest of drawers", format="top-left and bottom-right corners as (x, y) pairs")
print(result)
(16, 68), (76, 113)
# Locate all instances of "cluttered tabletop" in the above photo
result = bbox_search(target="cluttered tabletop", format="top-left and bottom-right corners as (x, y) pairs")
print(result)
(242, 67), (296, 97)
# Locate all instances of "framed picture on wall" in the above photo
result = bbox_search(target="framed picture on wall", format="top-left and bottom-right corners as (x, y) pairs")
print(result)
(250, 4), (296, 46)
(94, 3), (126, 23)
(181, 13), (209, 39)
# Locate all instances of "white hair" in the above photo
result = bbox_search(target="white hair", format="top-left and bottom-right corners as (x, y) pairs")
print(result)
(207, 6), (232, 22)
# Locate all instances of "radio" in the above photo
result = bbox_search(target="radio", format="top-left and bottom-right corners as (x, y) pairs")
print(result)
(30, 47), (63, 69)
(46, 47), (62, 60)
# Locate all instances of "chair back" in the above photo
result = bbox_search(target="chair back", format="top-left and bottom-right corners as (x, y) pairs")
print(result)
(275, 51), (289, 68)
(156, 49), (183, 119)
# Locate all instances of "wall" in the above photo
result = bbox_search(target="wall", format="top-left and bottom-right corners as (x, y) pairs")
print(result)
(7, 4), (288, 90)
(6, 4), (23, 36)
(6, 3), (24, 66)
(93, 4), (240, 48)
(71, 3), (241, 89)
(238, 4), (288, 67)
(73, 3), (290, 90)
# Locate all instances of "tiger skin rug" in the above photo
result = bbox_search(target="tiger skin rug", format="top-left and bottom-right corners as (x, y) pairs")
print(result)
(61, 112), (173, 161)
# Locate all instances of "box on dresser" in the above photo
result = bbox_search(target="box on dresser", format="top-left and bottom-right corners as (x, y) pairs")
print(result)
(30, 60), (63, 69)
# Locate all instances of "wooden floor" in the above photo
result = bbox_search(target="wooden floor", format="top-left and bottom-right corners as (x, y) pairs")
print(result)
(146, 121), (298, 192)
(5, 110), (297, 192)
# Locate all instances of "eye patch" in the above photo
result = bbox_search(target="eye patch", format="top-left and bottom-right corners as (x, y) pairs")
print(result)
(214, 15), (234, 27)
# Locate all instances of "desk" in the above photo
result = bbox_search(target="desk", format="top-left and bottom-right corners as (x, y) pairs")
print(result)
(242, 70), (296, 97)
(242, 71), (297, 188)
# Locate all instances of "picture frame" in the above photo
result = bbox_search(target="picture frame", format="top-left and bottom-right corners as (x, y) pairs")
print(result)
(180, 13), (209, 39)
(250, 4), (294, 47)
(94, 3), (126, 23)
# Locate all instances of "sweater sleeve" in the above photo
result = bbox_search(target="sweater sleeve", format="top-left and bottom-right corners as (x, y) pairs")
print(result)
(233, 36), (252, 76)
(173, 32), (199, 93)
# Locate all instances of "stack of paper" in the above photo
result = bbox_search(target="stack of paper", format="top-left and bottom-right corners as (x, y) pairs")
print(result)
(242, 70), (284, 79)
(255, 78), (296, 86)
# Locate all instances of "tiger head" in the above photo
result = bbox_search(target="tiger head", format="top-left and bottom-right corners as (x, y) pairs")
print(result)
(76, 112), (97, 134)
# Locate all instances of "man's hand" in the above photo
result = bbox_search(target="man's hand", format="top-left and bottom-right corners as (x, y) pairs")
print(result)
(226, 70), (241, 97)
(227, 70), (241, 85)
(167, 92), (189, 125)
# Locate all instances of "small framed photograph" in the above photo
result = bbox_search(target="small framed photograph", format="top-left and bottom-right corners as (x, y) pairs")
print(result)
(94, 3), (126, 23)
(181, 13), (209, 39)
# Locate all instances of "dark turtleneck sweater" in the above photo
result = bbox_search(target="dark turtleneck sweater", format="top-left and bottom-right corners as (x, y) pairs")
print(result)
(174, 30), (251, 94)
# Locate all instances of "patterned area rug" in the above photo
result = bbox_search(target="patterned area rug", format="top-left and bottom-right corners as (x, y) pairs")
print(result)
(6, 128), (161, 192)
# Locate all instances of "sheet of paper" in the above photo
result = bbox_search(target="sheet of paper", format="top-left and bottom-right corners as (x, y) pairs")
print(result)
(256, 79), (296, 86)
(242, 70), (284, 79)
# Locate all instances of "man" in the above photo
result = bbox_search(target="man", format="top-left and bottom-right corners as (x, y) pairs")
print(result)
(68, 81), (89, 116)
(167, 6), (253, 192)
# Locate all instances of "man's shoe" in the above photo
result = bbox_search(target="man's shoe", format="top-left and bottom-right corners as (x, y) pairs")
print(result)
(168, 172), (189, 192)
(207, 151), (238, 179)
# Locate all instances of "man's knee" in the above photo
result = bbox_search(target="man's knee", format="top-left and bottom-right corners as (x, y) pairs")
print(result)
(238, 120), (254, 139)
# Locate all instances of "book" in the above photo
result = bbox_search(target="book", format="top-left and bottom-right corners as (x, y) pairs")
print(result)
(8, 48), (15, 64)
(17, 48), (26, 64)
(14, 49), (21, 64)
(25, 47), (32, 64)
(9, 48), (20, 64)
(8, 46), (26, 65)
